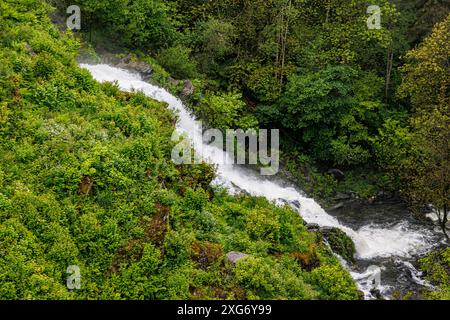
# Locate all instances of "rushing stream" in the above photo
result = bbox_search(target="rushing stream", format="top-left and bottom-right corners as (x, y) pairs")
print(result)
(82, 64), (444, 299)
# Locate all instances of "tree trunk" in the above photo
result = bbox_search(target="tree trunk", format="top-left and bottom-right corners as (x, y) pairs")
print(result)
(325, 0), (331, 24)
(385, 47), (394, 101)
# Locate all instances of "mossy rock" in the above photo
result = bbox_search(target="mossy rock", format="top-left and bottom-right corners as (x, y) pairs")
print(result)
(320, 227), (356, 263)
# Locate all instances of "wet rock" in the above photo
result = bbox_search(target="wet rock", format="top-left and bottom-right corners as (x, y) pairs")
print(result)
(319, 226), (335, 233)
(226, 251), (248, 266)
(320, 227), (356, 263)
(333, 192), (351, 201)
(306, 223), (320, 232)
(290, 200), (301, 210)
(370, 288), (384, 300)
(116, 54), (153, 81)
(328, 202), (344, 211)
(376, 190), (394, 199)
(367, 196), (376, 205)
(182, 80), (194, 97)
(328, 169), (345, 181)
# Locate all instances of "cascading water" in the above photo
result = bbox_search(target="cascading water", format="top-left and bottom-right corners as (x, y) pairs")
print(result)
(82, 64), (442, 299)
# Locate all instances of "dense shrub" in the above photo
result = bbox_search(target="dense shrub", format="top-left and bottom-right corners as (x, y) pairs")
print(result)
(157, 45), (198, 80)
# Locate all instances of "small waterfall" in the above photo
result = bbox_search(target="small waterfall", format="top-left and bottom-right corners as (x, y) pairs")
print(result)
(82, 64), (439, 299)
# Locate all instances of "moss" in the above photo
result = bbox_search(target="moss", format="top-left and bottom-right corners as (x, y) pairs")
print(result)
(321, 228), (356, 263)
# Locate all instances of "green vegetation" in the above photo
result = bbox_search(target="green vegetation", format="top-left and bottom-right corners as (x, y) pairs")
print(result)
(278, 65), (383, 166)
(1, 0), (449, 300)
(59, 0), (448, 299)
(320, 228), (356, 263)
(0, 0), (361, 300)
(420, 248), (450, 300)
(54, 0), (449, 206)
(374, 15), (450, 238)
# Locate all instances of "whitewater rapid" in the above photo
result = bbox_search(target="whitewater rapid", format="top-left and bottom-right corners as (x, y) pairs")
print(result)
(81, 64), (438, 298)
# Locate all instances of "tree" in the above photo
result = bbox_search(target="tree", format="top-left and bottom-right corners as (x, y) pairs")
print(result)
(409, 0), (450, 45)
(400, 14), (450, 237)
(192, 18), (236, 76)
(61, 0), (177, 50)
(398, 13), (450, 113)
(377, 14), (450, 238)
(195, 91), (258, 130)
(409, 108), (450, 238)
(116, 0), (178, 50)
(157, 45), (198, 79)
(278, 65), (384, 165)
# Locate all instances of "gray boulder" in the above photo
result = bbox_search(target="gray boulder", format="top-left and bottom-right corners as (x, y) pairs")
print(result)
(168, 77), (181, 86)
(328, 202), (344, 211)
(182, 80), (195, 97)
(226, 251), (248, 266)
(116, 54), (153, 81)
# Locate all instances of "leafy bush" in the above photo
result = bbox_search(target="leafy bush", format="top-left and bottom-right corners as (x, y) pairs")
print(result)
(195, 91), (258, 130)
(157, 45), (198, 79)
(308, 265), (360, 300)
(278, 66), (384, 166)
(420, 248), (450, 300)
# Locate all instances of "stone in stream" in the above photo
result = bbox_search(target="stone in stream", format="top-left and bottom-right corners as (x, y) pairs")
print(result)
(370, 288), (384, 300)
(306, 223), (320, 232)
(328, 202), (344, 211)
(290, 200), (301, 209)
(319, 227), (356, 263)
(116, 54), (153, 81)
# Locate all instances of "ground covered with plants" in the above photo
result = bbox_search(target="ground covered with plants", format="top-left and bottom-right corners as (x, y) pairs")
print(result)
(0, 0), (361, 300)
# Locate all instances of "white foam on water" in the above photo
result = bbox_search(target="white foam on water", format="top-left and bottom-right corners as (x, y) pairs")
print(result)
(81, 64), (438, 293)
(339, 258), (392, 300)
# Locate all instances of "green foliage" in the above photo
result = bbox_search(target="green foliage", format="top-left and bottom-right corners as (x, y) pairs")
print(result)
(307, 265), (360, 300)
(234, 256), (317, 299)
(420, 248), (450, 300)
(3, 0), (450, 301)
(157, 45), (198, 79)
(247, 65), (286, 103)
(61, 0), (178, 51)
(376, 16), (450, 237)
(321, 229), (356, 263)
(193, 91), (258, 130)
(191, 18), (236, 76)
(398, 12), (450, 112)
(0, 0), (358, 298)
(279, 65), (384, 165)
